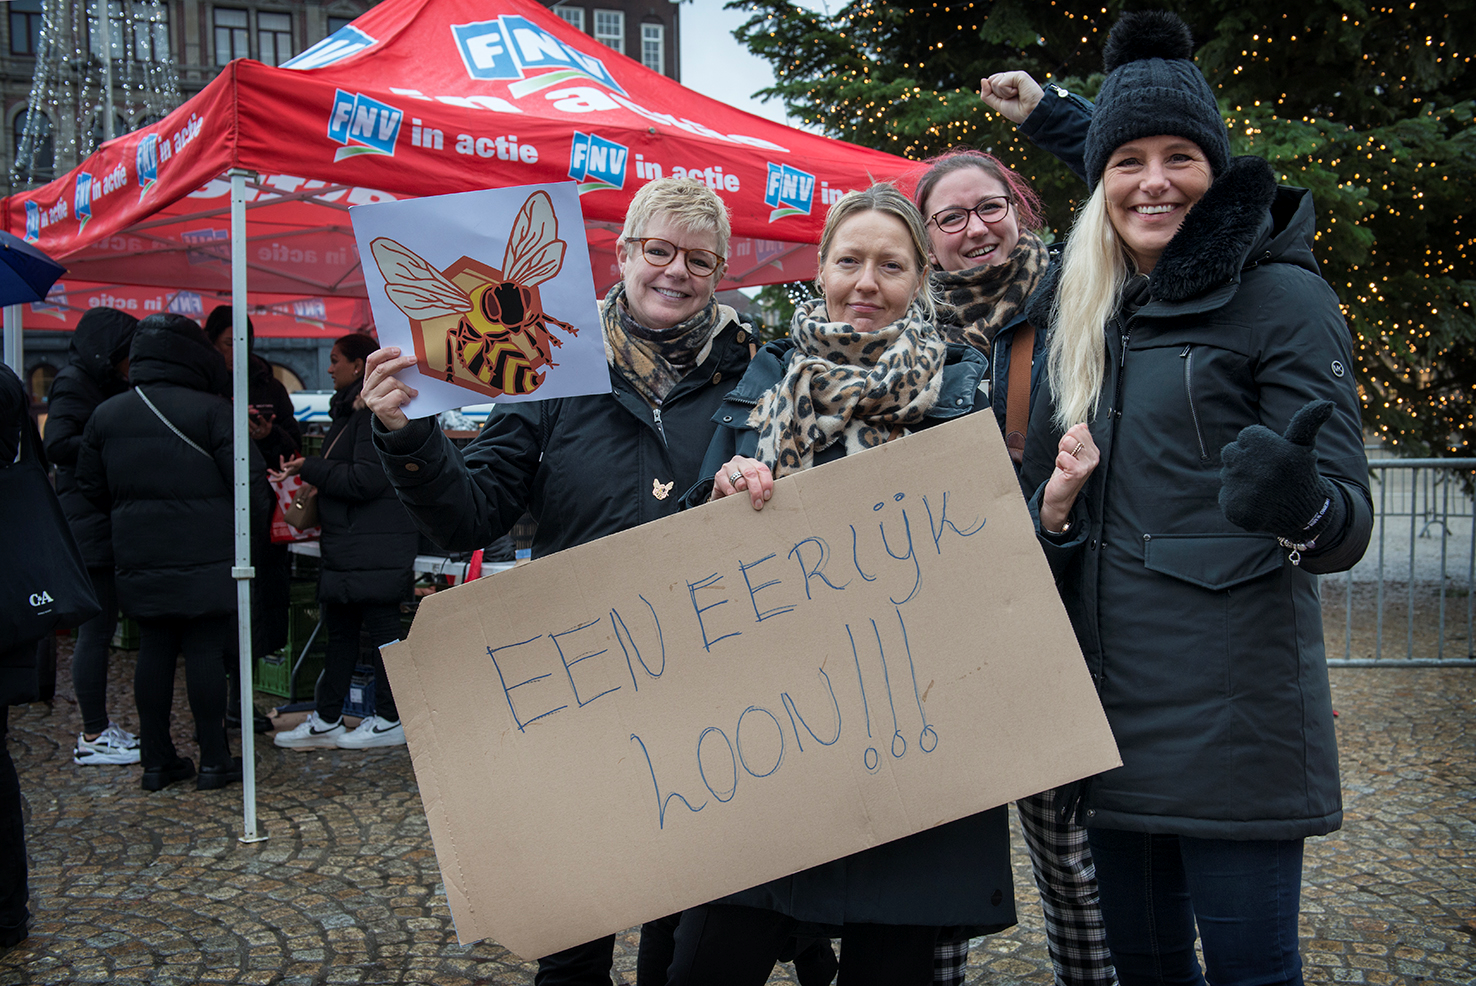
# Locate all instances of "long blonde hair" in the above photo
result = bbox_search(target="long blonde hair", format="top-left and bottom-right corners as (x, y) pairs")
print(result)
(1048, 184), (1128, 431)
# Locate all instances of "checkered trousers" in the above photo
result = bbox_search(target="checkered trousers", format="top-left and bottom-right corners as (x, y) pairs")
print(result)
(931, 791), (1117, 986)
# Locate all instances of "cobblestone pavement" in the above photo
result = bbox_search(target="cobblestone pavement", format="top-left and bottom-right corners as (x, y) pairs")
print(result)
(0, 654), (1470, 985)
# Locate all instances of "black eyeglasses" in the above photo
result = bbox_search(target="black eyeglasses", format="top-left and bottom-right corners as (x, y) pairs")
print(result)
(626, 237), (724, 277)
(927, 196), (1013, 234)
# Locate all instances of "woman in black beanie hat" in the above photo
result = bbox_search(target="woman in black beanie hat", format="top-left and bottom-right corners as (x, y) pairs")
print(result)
(1016, 10), (1373, 984)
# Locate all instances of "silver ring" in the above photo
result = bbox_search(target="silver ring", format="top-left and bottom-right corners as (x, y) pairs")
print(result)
(729, 471), (744, 485)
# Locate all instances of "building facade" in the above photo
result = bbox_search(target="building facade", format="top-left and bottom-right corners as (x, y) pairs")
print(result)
(6, 0), (682, 398)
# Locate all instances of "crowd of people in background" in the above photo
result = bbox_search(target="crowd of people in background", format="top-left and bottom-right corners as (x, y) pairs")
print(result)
(8, 8), (1373, 984)
(38, 302), (414, 794)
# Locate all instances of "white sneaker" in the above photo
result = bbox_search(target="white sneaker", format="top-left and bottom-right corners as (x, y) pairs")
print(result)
(273, 712), (345, 749)
(336, 715), (406, 749)
(73, 723), (141, 765)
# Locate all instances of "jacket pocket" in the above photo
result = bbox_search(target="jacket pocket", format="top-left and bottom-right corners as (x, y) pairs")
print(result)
(1142, 532), (1282, 591)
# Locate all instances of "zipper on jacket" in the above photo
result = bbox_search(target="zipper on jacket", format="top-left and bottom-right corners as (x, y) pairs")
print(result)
(1180, 345), (1209, 462)
(651, 404), (667, 446)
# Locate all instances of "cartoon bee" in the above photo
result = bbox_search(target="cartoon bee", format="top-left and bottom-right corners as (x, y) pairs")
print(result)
(371, 191), (579, 398)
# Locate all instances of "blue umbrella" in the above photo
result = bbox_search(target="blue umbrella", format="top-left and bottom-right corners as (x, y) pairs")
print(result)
(0, 230), (65, 307)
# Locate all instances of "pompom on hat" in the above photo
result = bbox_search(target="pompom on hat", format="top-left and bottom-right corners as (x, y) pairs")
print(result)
(1083, 10), (1231, 191)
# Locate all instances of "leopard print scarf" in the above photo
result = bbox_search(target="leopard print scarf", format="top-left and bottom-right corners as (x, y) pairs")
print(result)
(932, 231), (1049, 355)
(749, 299), (946, 477)
(601, 282), (722, 406)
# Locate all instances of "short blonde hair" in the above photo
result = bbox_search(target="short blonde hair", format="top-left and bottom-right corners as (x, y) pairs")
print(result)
(621, 177), (732, 259)
(816, 184), (938, 321)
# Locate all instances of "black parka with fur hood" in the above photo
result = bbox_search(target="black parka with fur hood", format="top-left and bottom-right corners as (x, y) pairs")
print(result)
(1020, 158), (1373, 841)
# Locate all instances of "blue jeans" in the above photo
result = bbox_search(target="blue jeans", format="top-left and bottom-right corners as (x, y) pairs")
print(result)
(1086, 829), (1304, 986)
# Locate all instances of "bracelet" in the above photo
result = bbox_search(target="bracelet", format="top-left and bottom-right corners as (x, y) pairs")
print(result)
(1277, 535), (1317, 566)
(1043, 520), (1072, 536)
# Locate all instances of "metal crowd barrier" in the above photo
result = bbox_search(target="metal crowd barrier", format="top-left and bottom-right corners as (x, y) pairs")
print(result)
(1323, 458), (1476, 666)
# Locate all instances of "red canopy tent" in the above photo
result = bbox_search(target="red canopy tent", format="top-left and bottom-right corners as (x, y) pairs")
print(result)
(0, 0), (927, 841)
(3, 0), (924, 336)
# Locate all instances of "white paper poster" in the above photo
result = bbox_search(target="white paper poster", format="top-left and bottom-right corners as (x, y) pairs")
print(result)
(350, 182), (610, 418)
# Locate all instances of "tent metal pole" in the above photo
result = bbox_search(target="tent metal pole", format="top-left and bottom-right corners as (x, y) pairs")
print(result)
(230, 167), (267, 844)
(2, 305), (21, 375)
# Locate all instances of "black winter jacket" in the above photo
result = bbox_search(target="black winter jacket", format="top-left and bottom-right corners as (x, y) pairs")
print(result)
(249, 352), (302, 469)
(1019, 158), (1373, 840)
(75, 317), (273, 619)
(298, 379), (419, 605)
(375, 308), (756, 556)
(43, 307), (137, 568)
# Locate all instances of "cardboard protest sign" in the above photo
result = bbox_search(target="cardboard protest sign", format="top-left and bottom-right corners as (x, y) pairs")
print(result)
(350, 182), (609, 419)
(382, 412), (1119, 959)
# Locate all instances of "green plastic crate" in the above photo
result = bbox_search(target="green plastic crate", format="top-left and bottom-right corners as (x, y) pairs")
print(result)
(254, 580), (327, 700)
(110, 615), (139, 650)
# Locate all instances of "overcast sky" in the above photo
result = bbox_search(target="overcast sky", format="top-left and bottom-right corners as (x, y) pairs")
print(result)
(678, 0), (828, 128)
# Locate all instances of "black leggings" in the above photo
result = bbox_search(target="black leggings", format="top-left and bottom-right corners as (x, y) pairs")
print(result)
(667, 904), (937, 986)
(71, 567), (119, 736)
(0, 705), (27, 942)
(318, 600), (401, 722)
(134, 614), (232, 770)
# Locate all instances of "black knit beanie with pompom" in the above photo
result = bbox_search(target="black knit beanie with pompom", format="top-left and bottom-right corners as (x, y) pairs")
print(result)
(1082, 10), (1230, 191)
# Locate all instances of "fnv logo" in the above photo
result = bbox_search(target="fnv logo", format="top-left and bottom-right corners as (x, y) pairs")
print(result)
(283, 25), (376, 70)
(74, 173), (94, 233)
(451, 16), (626, 98)
(764, 164), (815, 222)
(568, 132), (628, 194)
(29, 590), (54, 609)
(327, 90), (403, 161)
(24, 201), (39, 243)
(136, 134), (160, 201)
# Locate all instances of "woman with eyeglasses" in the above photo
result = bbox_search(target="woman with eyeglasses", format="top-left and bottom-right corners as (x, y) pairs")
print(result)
(362, 177), (757, 986)
(914, 152), (1118, 986)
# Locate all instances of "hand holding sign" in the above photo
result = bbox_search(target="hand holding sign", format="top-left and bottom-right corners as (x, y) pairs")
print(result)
(350, 182), (609, 420)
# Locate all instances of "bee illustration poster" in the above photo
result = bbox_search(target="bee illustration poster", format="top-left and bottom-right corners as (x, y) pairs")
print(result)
(350, 182), (609, 417)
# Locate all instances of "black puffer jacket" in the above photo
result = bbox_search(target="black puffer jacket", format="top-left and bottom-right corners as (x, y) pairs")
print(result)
(249, 352), (301, 468)
(44, 307), (137, 568)
(1019, 158), (1373, 840)
(375, 308), (755, 556)
(298, 379), (418, 604)
(75, 315), (273, 619)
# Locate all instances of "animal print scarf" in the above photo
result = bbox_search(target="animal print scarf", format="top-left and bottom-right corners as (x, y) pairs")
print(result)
(601, 281), (722, 406)
(931, 231), (1049, 354)
(749, 299), (946, 477)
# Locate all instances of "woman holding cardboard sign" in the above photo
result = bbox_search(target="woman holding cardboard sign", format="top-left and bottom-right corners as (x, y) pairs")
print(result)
(363, 177), (762, 986)
(673, 184), (1011, 986)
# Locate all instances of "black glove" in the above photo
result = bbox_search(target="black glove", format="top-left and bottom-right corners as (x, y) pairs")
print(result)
(1219, 399), (1345, 546)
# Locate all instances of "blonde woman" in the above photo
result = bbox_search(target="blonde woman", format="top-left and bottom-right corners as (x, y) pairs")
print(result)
(1018, 12), (1372, 983)
(669, 185), (1010, 986)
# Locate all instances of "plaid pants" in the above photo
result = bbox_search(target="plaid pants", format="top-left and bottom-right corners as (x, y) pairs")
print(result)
(932, 791), (1117, 986)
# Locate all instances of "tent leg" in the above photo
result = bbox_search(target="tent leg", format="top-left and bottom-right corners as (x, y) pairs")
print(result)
(2, 305), (21, 375)
(229, 167), (268, 845)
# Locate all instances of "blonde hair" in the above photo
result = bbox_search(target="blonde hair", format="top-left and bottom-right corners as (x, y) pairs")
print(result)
(816, 184), (939, 322)
(1048, 184), (1127, 431)
(621, 177), (732, 259)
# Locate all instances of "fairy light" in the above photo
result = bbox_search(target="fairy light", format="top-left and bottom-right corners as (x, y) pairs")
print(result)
(13, 0), (182, 186)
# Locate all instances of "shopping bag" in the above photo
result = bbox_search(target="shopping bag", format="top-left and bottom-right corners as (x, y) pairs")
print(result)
(0, 420), (101, 652)
(270, 473), (320, 542)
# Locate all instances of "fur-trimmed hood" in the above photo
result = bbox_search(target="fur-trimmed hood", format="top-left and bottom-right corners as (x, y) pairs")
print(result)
(1027, 156), (1322, 324)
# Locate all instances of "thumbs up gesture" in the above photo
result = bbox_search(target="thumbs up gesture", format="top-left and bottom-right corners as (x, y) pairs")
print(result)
(1219, 400), (1345, 543)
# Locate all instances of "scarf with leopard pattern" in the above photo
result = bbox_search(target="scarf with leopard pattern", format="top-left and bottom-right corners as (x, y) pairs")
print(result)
(601, 281), (722, 406)
(749, 299), (946, 477)
(931, 231), (1049, 355)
